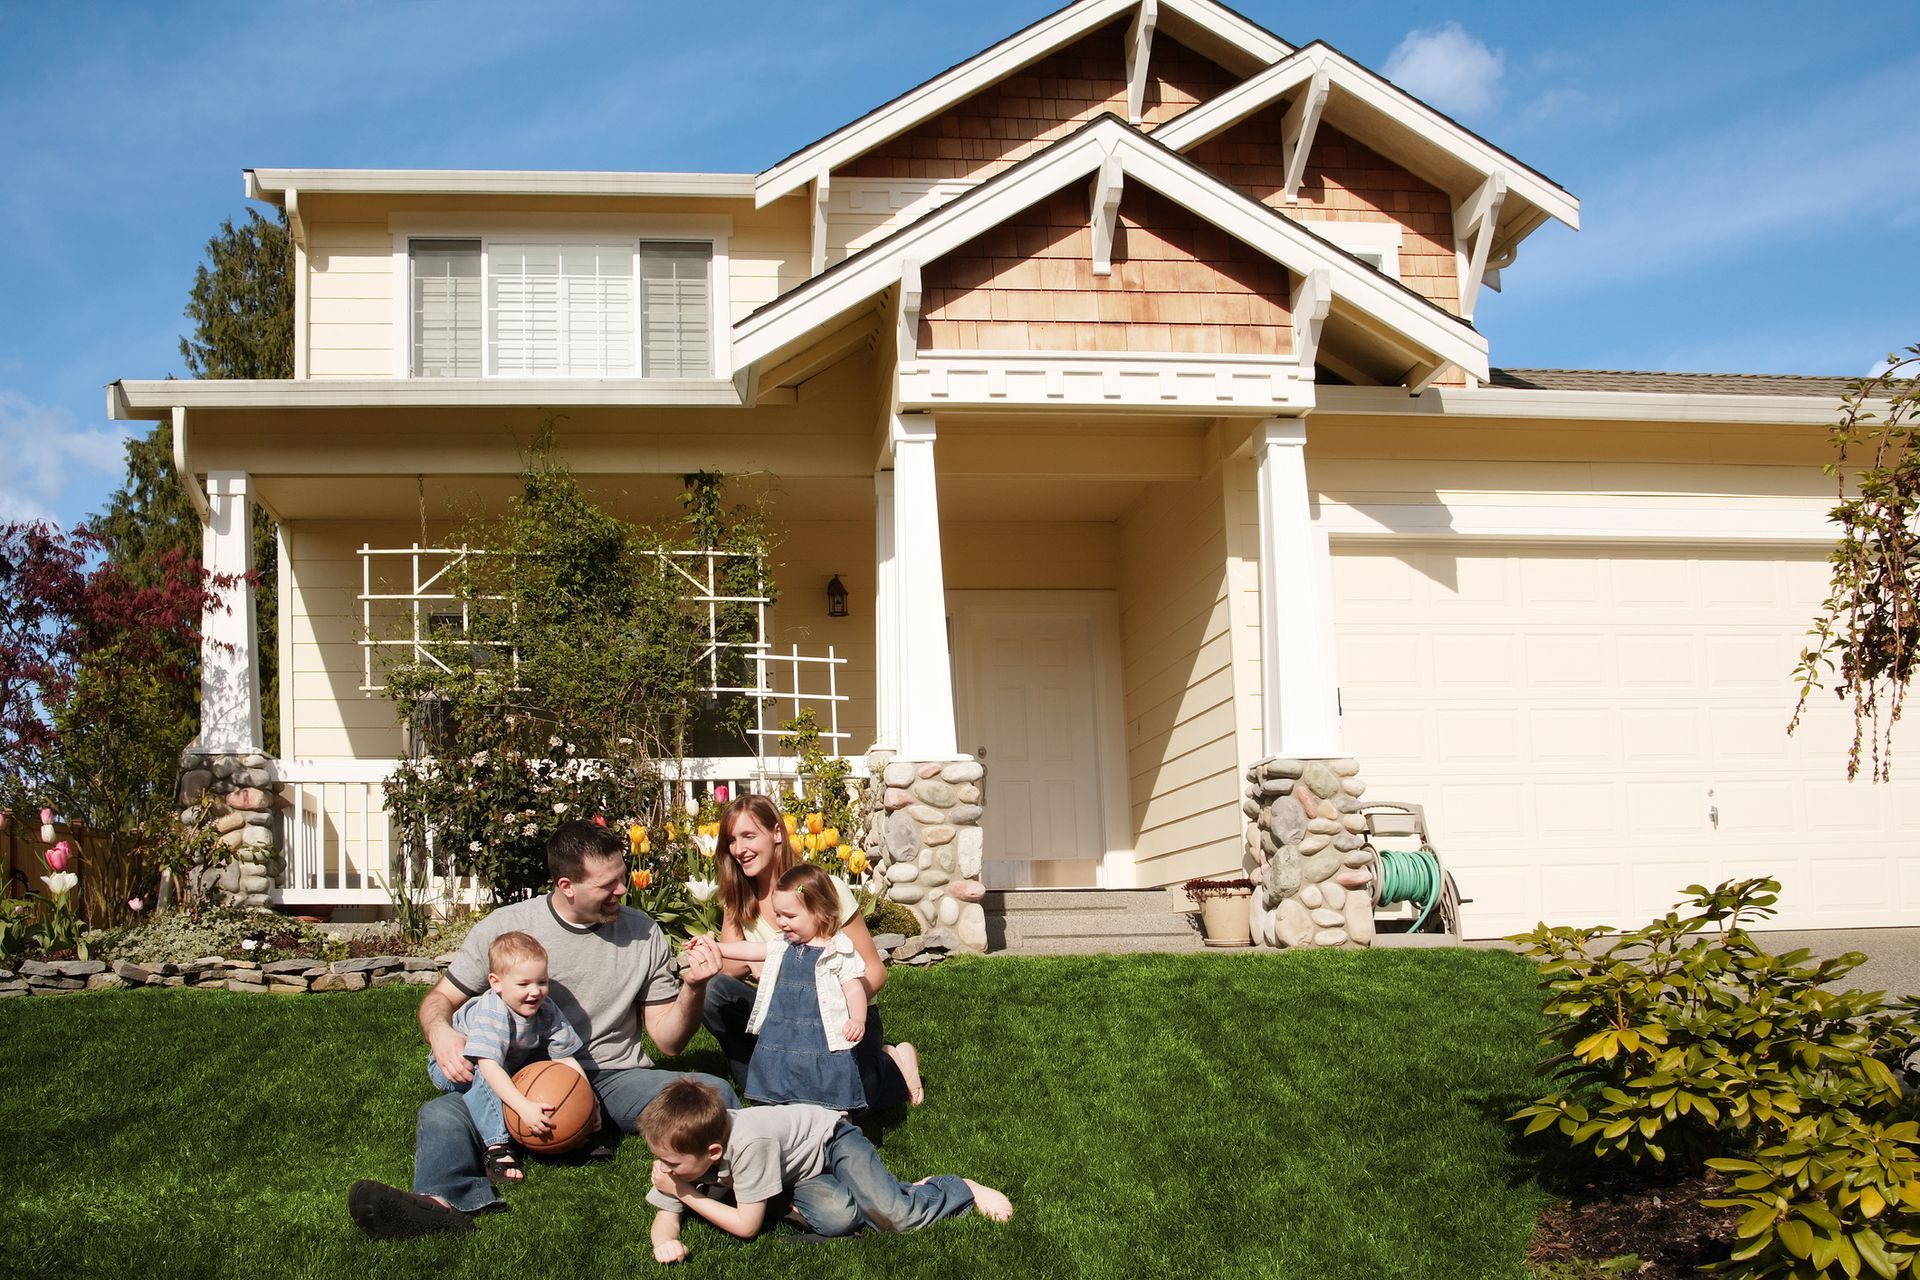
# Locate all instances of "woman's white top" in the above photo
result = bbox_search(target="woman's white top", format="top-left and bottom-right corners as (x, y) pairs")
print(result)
(743, 934), (868, 1051)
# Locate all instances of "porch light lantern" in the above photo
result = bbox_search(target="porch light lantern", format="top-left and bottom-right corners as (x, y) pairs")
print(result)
(826, 574), (849, 618)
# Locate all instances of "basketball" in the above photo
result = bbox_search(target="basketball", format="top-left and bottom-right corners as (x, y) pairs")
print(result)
(504, 1060), (597, 1154)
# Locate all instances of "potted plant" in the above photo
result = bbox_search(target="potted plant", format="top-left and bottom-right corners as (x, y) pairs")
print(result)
(1184, 876), (1254, 948)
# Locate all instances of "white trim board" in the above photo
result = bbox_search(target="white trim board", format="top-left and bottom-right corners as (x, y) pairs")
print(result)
(1157, 42), (1580, 239)
(734, 116), (1487, 386)
(246, 169), (756, 201)
(755, 0), (1292, 208)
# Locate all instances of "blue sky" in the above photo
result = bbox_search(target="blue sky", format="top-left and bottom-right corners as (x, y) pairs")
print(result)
(1, 0), (1915, 529)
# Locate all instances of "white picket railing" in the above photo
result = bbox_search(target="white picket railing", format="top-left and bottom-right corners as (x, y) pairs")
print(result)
(274, 756), (869, 909)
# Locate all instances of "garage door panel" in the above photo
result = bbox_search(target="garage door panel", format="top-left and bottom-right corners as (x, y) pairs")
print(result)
(1334, 543), (1920, 937)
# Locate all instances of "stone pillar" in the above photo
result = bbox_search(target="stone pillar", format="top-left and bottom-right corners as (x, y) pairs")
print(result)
(177, 750), (281, 907)
(888, 413), (958, 760)
(177, 470), (278, 907)
(864, 748), (988, 952)
(1242, 755), (1373, 948)
(1254, 421), (1342, 759)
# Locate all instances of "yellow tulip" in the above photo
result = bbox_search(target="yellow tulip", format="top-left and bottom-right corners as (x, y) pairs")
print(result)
(806, 812), (825, 835)
(630, 868), (652, 892)
(823, 827), (839, 847)
(848, 851), (869, 875)
(783, 812), (798, 833)
(627, 823), (647, 853)
(837, 845), (852, 863)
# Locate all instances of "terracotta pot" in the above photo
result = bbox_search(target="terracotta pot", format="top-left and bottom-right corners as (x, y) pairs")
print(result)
(1198, 888), (1253, 948)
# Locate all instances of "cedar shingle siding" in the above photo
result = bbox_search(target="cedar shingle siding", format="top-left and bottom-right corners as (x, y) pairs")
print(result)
(919, 185), (1294, 355)
(1188, 110), (1461, 315)
(842, 23), (1236, 184)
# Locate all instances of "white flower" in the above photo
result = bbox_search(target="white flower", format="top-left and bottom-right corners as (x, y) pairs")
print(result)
(549, 735), (563, 748)
(470, 750), (489, 766)
(468, 841), (483, 853)
(694, 833), (718, 857)
(684, 797), (700, 818)
(523, 823), (538, 837)
(241, 938), (259, 952)
(553, 802), (569, 815)
(565, 742), (577, 755)
(41, 871), (78, 897)
(685, 878), (718, 903)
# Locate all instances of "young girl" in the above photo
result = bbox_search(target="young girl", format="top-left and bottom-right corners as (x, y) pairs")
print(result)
(706, 864), (894, 1111)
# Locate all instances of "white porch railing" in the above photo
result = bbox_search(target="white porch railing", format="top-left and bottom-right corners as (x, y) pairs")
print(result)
(274, 756), (869, 908)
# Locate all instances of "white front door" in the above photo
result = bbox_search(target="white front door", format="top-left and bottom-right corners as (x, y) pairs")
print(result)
(951, 594), (1117, 889)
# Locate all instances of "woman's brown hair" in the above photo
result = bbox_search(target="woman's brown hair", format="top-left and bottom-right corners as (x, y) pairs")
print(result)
(714, 793), (795, 931)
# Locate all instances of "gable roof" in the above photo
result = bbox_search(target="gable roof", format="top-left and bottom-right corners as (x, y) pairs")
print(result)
(735, 114), (1488, 385)
(1155, 41), (1579, 251)
(755, 0), (1293, 207)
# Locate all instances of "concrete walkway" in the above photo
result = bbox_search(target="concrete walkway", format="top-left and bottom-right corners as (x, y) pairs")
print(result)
(1748, 928), (1920, 998)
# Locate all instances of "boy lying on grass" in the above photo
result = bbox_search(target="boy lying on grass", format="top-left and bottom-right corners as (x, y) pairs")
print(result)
(639, 1078), (1010, 1260)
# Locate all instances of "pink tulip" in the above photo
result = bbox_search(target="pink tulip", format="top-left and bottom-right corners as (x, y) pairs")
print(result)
(592, 815), (607, 828)
(46, 840), (72, 873)
(715, 785), (730, 804)
(39, 807), (53, 825)
(127, 898), (144, 913)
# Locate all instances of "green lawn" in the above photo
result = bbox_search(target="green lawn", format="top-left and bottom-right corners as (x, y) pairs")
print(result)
(1, 950), (1553, 1279)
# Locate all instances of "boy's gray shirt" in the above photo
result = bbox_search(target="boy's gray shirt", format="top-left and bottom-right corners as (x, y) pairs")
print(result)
(646, 1104), (843, 1211)
(446, 897), (679, 1071)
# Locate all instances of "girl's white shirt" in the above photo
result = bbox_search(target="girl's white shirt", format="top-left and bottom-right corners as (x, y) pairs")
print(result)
(743, 934), (868, 1051)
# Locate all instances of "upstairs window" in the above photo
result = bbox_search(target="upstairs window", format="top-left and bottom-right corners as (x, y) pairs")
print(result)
(406, 238), (715, 378)
(411, 240), (481, 377)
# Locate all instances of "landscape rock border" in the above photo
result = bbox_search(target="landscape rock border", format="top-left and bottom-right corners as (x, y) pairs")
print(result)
(0, 933), (964, 999)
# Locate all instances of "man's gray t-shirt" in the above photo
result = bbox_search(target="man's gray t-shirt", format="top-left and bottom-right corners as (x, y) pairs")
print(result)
(447, 897), (679, 1071)
(646, 1104), (843, 1211)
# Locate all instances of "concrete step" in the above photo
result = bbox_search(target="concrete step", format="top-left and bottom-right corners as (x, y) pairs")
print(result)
(984, 888), (1206, 955)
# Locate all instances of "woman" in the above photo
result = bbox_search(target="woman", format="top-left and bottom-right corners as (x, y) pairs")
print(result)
(701, 794), (922, 1109)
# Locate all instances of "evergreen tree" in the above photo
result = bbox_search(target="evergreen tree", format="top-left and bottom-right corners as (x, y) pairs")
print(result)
(89, 209), (290, 751)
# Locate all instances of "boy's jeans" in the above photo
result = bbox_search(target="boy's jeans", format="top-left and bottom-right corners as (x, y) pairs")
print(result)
(787, 1120), (975, 1236)
(427, 1059), (508, 1147)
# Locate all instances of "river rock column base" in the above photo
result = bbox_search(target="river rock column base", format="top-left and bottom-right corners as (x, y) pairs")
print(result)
(177, 749), (282, 907)
(863, 748), (988, 952)
(1241, 756), (1373, 949)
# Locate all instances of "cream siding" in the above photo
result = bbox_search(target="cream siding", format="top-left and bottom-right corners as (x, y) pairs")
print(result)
(1117, 474), (1243, 886)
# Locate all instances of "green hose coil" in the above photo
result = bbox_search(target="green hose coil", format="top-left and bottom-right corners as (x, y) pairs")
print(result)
(1374, 846), (1444, 932)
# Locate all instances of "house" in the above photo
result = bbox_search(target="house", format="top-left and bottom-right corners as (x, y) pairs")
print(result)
(107, 0), (1912, 942)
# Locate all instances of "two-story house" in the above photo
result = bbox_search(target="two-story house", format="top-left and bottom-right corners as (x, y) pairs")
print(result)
(108, 0), (1911, 942)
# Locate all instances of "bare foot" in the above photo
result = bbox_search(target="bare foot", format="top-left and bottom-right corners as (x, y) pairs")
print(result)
(885, 1042), (925, 1105)
(964, 1179), (1012, 1222)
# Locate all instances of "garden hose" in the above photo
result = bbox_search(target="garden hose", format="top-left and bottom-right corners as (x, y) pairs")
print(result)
(1372, 846), (1444, 932)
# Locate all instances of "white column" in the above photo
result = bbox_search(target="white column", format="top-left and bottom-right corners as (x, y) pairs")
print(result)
(873, 469), (901, 750)
(198, 470), (262, 754)
(889, 413), (960, 760)
(1255, 420), (1342, 759)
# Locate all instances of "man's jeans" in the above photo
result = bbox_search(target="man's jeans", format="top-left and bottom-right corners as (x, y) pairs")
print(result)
(413, 1065), (737, 1212)
(426, 1058), (509, 1147)
(787, 1121), (975, 1237)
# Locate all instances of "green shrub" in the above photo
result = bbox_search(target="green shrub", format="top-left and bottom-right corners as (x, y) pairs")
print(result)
(1510, 877), (1920, 1280)
(864, 896), (923, 939)
(1706, 1115), (1920, 1278)
(91, 906), (333, 966)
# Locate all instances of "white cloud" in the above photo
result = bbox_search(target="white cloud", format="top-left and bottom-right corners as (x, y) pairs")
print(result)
(0, 390), (135, 527)
(1383, 23), (1506, 118)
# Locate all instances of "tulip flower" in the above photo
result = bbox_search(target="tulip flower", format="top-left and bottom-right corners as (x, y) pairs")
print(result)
(628, 823), (649, 854)
(806, 812), (825, 835)
(630, 868), (652, 892)
(694, 833), (718, 858)
(127, 898), (144, 913)
(45, 840), (72, 873)
(42, 871), (78, 899)
(685, 877), (717, 903)
(847, 851), (869, 875)
(591, 815), (607, 828)
(714, 785), (729, 804)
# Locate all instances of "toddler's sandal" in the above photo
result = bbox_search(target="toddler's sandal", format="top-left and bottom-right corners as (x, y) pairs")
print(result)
(484, 1141), (525, 1186)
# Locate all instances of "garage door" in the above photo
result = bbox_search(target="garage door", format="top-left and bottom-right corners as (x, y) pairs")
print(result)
(1332, 543), (1920, 939)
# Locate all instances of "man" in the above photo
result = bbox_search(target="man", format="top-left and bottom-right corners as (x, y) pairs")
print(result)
(349, 819), (736, 1238)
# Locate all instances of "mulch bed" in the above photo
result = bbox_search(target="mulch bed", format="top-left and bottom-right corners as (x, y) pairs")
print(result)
(1529, 1172), (1741, 1277)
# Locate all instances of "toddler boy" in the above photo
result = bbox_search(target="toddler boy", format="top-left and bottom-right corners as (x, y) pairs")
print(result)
(638, 1078), (1010, 1261)
(426, 930), (588, 1184)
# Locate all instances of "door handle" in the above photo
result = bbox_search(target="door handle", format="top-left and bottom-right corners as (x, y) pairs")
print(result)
(976, 746), (987, 760)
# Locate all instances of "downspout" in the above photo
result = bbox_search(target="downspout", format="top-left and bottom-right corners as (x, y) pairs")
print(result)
(172, 406), (210, 523)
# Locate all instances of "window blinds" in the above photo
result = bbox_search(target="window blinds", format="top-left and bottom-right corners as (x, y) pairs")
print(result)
(489, 243), (636, 377)
(640, 242), (712, 377)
